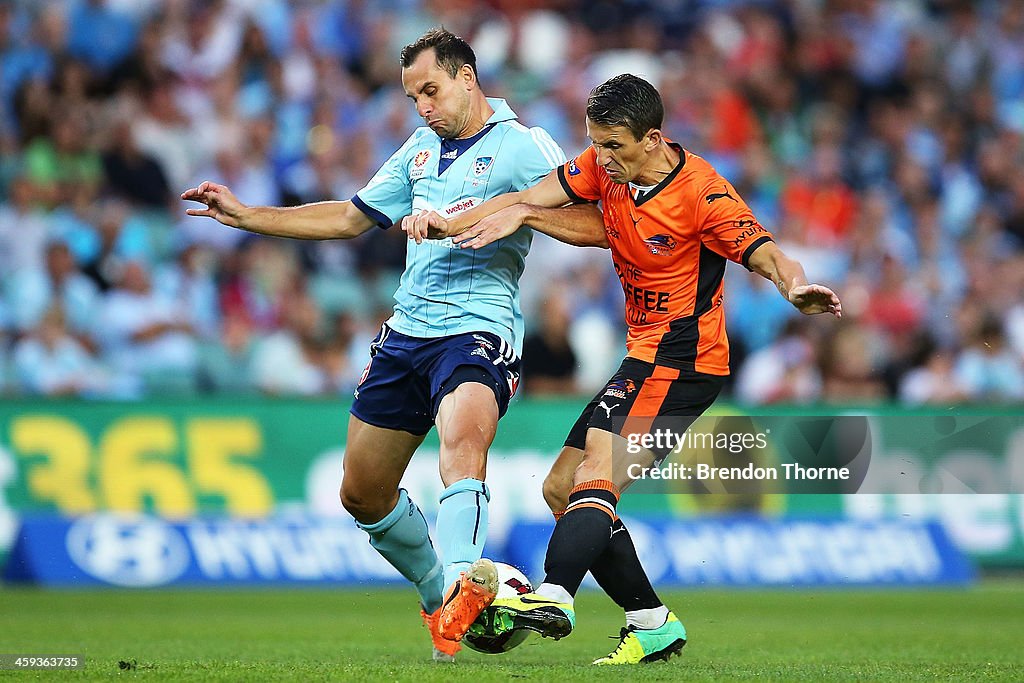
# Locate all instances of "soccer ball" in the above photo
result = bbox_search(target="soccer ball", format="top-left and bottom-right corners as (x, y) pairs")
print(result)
(463, 562), (533, 654)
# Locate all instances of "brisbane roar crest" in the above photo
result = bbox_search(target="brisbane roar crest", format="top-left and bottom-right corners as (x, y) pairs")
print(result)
(643, 234), (678, 255)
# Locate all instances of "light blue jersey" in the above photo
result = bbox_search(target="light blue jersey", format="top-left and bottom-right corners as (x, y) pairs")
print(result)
(351, 98), (564, 355)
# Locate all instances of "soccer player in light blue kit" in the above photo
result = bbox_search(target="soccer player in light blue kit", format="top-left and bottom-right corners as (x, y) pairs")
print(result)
(182, 28), (594, 661)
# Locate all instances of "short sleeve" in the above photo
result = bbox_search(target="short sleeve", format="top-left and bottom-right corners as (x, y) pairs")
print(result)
(697, 176), (773, 269)
(351, 135), (416, 229)
(513, 126), (566, 191)
(556, 147), (603, 202)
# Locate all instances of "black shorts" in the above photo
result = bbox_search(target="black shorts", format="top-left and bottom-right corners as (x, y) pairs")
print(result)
(564, 357), (725, 455)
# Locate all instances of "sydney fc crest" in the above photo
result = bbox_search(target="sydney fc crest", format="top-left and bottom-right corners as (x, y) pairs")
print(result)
(473, 156), (493, 177)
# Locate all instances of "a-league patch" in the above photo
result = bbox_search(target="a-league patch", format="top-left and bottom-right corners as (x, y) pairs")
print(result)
(603, 378), (637, 400)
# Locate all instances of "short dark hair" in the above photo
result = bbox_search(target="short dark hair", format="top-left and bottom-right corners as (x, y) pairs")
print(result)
(400, 27), (477, 80)
(586, 74), (664, 141)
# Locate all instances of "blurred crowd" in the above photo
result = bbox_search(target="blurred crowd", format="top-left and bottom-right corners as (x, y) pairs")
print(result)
(0, 0), (1023, 404)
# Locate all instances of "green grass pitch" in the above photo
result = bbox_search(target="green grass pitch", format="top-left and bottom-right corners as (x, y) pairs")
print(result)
(3, 582), (1023, 681)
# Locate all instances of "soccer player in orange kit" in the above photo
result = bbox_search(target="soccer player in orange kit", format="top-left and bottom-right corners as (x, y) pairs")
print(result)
(405, 73), (841, 665)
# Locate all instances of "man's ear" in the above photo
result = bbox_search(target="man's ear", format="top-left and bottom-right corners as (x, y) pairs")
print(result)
(460, 64), (477, 90)
(644, 129), (662, 152)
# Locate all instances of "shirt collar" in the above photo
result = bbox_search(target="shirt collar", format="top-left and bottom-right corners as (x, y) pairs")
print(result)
(484, 98), (517, 124)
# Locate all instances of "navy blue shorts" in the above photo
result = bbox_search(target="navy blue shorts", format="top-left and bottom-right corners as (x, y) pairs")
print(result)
(350, 324), (522, 435)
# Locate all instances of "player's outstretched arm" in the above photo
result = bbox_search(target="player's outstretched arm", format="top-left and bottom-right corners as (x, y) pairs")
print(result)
(454, 202), (607, 249)
(181, 181), (375, 240)
(402, 170), (572, 243)
(747, 241), (842, 318)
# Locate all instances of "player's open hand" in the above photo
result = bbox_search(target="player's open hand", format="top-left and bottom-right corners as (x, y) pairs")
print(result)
(452, 205), (528, 249)
(181, 182), (247, 228)
(789, 284), (842, 318)
(401, 210), (451, 244)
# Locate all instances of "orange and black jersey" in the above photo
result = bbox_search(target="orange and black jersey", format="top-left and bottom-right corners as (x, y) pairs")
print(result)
(557, 143), (773, 375)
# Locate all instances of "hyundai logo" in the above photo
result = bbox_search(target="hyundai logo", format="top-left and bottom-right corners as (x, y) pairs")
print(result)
(66, 514), (190, 587)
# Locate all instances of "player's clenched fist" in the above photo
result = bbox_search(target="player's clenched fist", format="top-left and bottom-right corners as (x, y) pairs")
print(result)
(180, 181), (248, 228)
(401, 210), (452, 244)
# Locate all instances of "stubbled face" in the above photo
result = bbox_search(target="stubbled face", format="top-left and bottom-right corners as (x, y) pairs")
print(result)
(402, 49), (472, 139)
(586, 119), (655, 184)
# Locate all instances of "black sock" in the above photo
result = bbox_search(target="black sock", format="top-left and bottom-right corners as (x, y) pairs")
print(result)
(543, 479), (619, 596)
(590, 518), (662, 611)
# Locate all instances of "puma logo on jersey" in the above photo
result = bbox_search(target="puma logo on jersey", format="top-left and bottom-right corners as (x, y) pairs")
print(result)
(628, 211), (643, 230)
(706, 186), (737, 204)
(598, 401), (620, 419)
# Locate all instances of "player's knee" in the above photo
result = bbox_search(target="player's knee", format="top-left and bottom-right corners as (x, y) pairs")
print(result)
(542, 473), (568, 514)
(339, 480), (382, 522)
(338, 482), (360, 516)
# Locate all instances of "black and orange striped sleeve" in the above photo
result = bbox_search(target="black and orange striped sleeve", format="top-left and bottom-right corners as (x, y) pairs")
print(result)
(557, 146), (603, 203)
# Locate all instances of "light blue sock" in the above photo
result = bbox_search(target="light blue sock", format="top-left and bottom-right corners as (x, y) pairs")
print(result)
(356, 489), (444, 613)
(436, 478), (490, 589)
